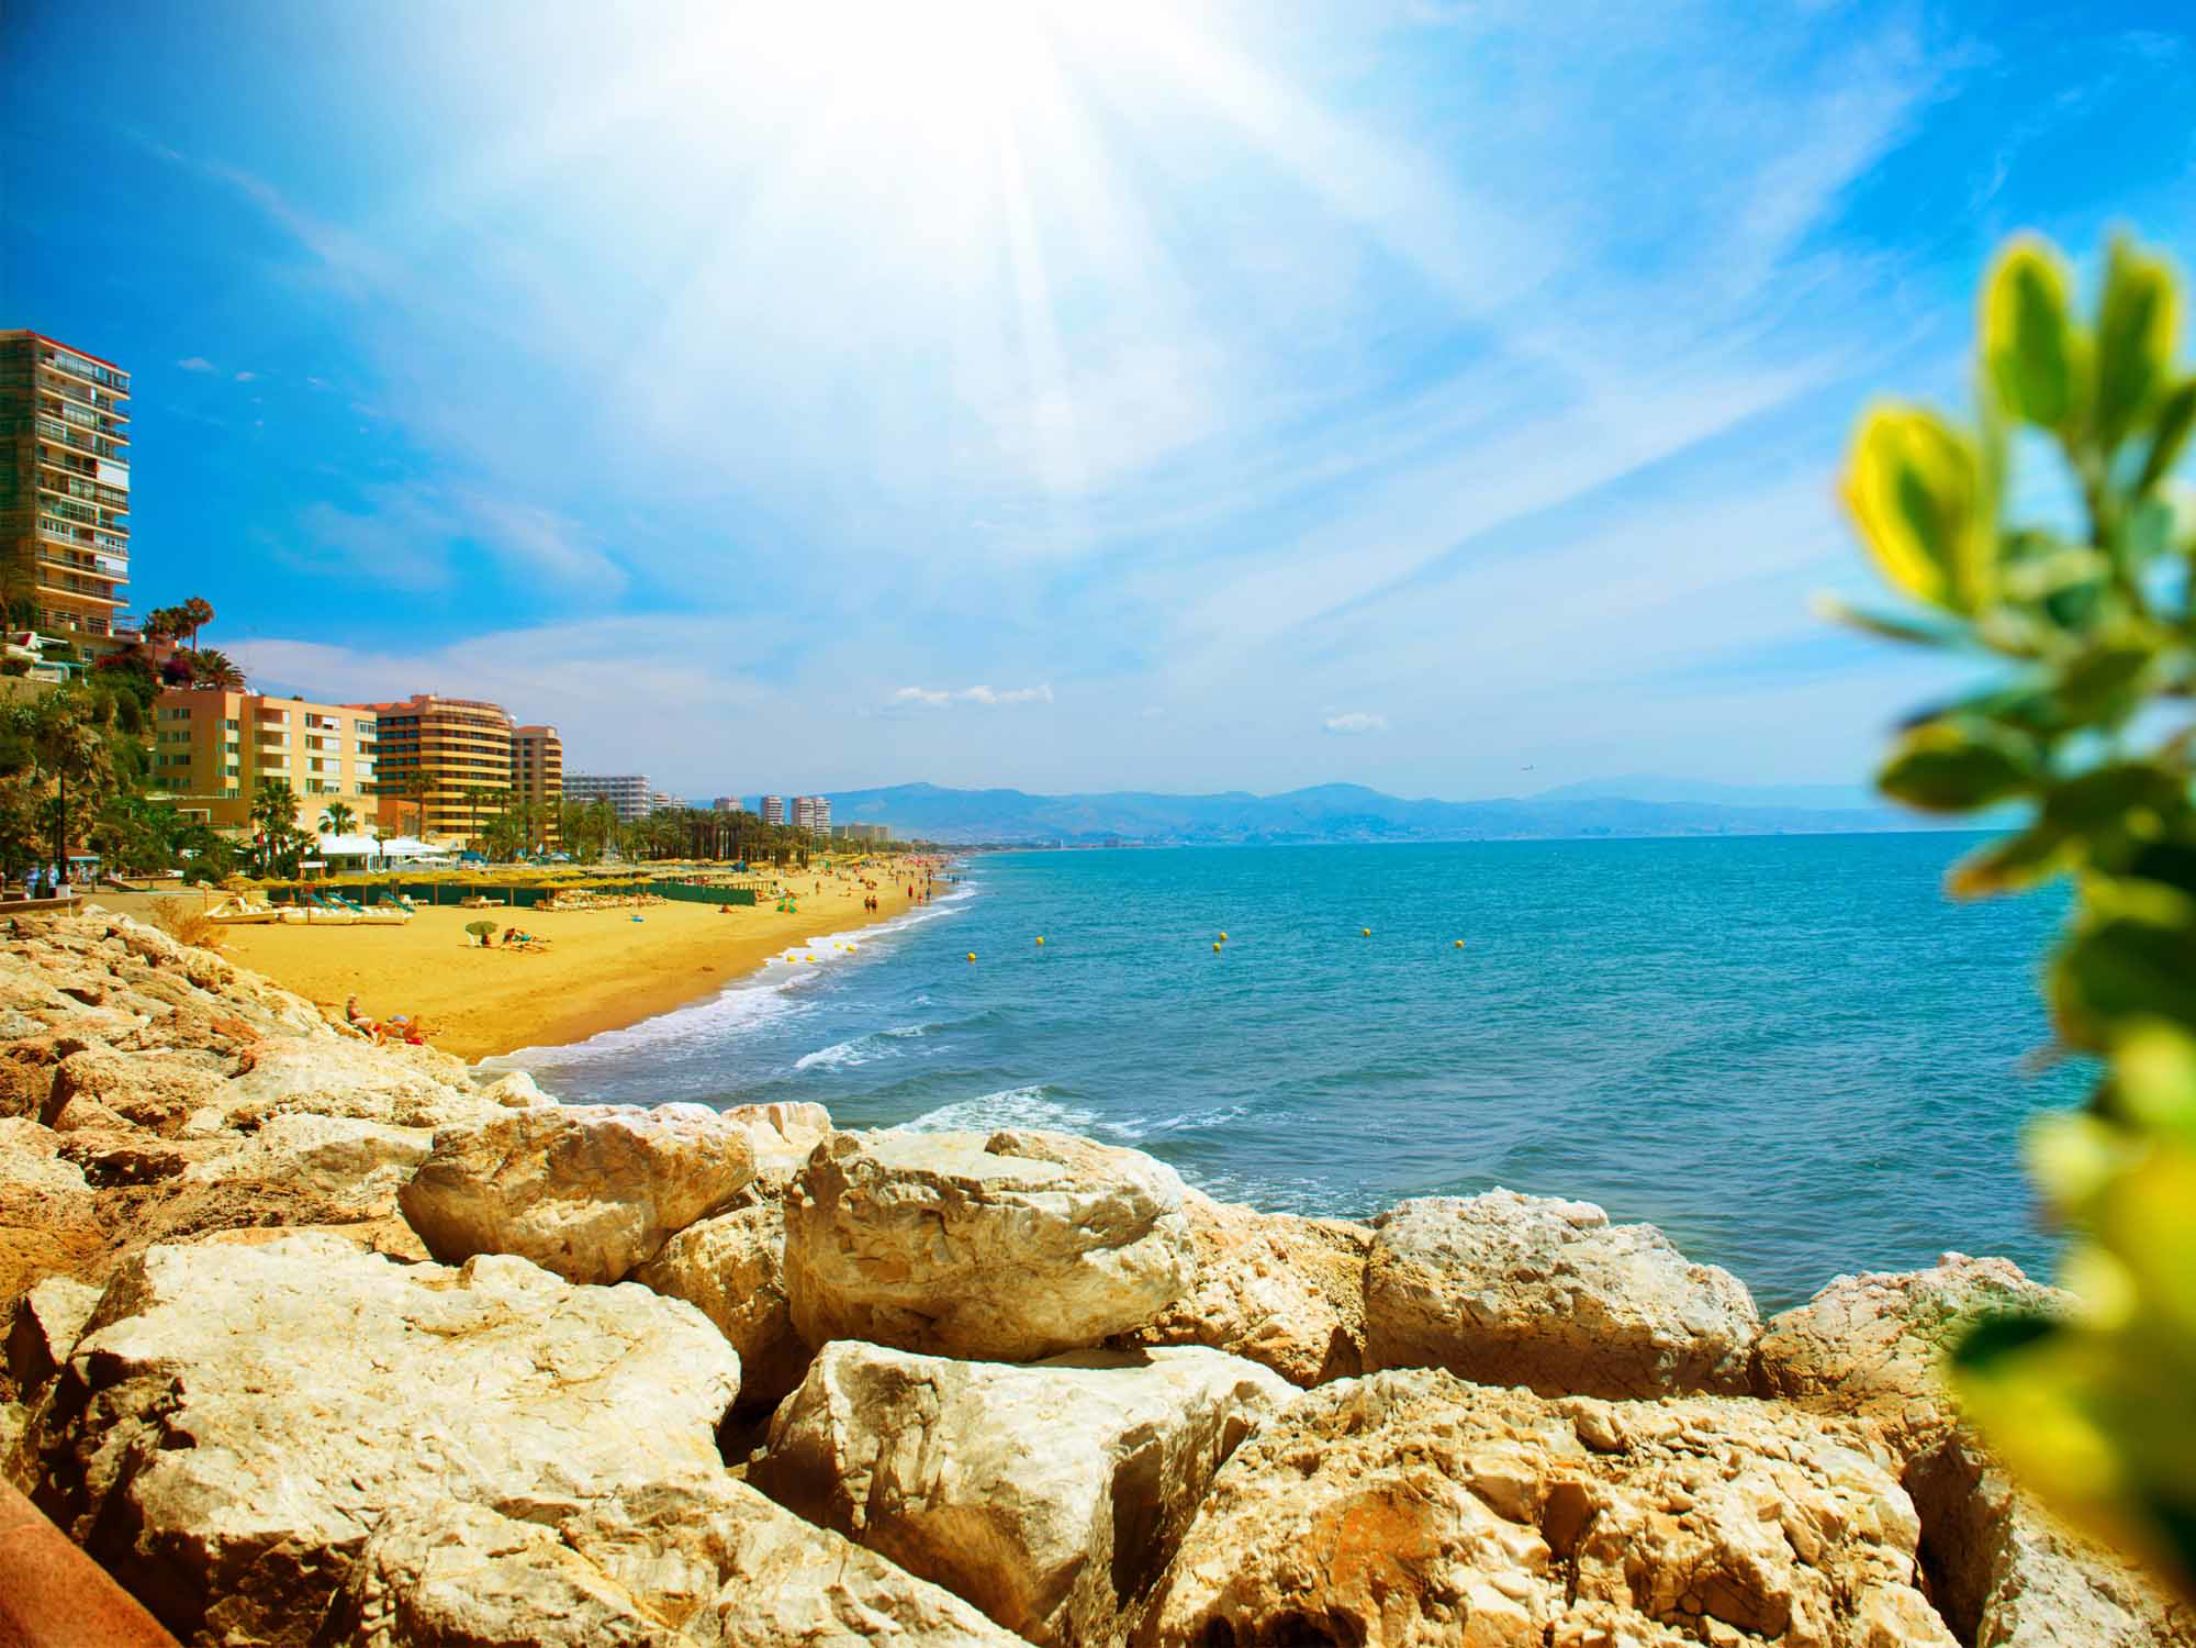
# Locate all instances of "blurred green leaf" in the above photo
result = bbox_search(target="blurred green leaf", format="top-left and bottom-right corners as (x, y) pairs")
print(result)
(1811, 594), (1964, 648)
(2137, 378), (2196, 496)
(1986, 239), (2083, 430)
(1948, 823), (2068, 897)
(1843, 404), (1991, 612)
(1879, 719), (2036, 811)
(2096, 239), (2181, 452)
(2057, 640), (2157, 725)
(2053, 917), (2196, 1045)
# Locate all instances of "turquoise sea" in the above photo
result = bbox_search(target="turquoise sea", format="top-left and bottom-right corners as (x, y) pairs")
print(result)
(492, 833), (2078, 1311)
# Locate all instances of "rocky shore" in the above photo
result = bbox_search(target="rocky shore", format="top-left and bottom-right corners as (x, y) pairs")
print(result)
(0, 908), (2188, 1647)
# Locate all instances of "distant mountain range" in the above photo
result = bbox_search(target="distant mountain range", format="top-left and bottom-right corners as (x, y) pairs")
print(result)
(822, 781), (1957, 847)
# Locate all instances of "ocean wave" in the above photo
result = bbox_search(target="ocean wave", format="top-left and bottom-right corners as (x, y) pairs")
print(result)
(895, 1085), (1098, 1135)
(794, 1035), (897, 1072)
(1106, 1102), (1250, 1141)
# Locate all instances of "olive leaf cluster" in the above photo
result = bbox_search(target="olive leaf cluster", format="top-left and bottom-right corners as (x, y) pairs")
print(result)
(1835, 233), (2196, 1597)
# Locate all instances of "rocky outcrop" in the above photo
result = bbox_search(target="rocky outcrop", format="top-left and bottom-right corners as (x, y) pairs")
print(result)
(1363, 1190), (1759, 1397)
(1141, 1366), (1954, 1647)
(632, 1201), (809, 1412)
(24, 1233), (741, 1645)
(5, 1273), (100, 1397)
(756, 1340), (1293, 1647)
(398, 1103), (757, 1284)
(0, 911), (551, 1314)
(1117, 1190), (1371, 1386)
(719, 1099), (832, 1187)
(1762, 1258), (2195, 1648)
(784, 1128), (1195, 1360)
(330, 1474), (1022, 1647)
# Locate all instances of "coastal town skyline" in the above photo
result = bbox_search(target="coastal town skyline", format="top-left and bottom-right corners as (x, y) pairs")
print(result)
(7, 1), (2194, 800)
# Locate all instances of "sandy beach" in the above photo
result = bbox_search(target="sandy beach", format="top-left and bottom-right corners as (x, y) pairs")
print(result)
(92, 865), (936, 1061)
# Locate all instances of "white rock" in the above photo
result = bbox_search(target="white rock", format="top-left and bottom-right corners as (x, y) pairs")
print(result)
(784, 1128), (1195, 1360)
(27, 1232), (740, 1645)
(6, 1273), (101, 1392)
(399, 1103), (757, 1284)
(1141, 1367), (1956, 1647)
(756, 1340), (1293, 1646)
(1363, 1190), (1759, 1397)
(1121, 1190), (1371, 1386)
(632, 1202), (809, 1410)
(331, 1475), (1023, 1647)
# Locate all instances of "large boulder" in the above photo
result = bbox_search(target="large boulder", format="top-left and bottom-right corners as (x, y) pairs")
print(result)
(1117, 1190), (1370, 1386)
(1761, 1257), (2195, 1648)
(784, 1128), (1194, 1360)
(718, 1100), (832, 1188)
(755, 1340), (1293, 1647)
(399, 1104), (756, 1284)
(330, 1475), (1022, 1647)
(182, 1111), (434, 1219)
(24, 1232), (740, 1645)
(632, 1201), (810, 1411)
(1363, 1190), (1759, 1397)
(5, 1274), (100, 1395)
(1140, 1367), (1956, 1647)
(204, 1036), (527, 1135)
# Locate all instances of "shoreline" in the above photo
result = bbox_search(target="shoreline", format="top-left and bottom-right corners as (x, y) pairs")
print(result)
(91, 864), (949, 1061)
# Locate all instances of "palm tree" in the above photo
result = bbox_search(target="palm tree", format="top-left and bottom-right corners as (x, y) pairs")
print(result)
(249, 778), (301, 876)
(319, 801), (357, 836)
(181, 596), (215, 648)
(187, 648), (245, 690)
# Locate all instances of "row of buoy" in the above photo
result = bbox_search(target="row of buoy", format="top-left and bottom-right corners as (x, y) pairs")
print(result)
(970, 929), (1471, 958)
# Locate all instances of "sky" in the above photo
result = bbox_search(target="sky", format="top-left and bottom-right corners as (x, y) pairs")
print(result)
(4, 0), (2192, 800)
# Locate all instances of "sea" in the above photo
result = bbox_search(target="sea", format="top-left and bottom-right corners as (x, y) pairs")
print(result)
(487, 833), (2079, 1312)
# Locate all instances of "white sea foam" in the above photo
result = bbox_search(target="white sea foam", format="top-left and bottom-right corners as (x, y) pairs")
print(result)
(794, 1036), (888, 1071)
(1107, 1102), (1250, 1141)
(896, 1085), (1099, 1135)
(484, 878), (977, 1070)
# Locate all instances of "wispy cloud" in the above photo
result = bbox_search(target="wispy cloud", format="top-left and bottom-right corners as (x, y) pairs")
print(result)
(176, 356), (217, 373)
(888, 684), (1056, 712)
(1323, 712), (1388, 736)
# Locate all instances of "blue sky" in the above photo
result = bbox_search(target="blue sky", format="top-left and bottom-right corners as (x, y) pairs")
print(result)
(5, 0), (2192, 799)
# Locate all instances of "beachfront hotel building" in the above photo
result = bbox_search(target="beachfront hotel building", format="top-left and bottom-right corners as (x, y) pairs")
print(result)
(793, 795), (832, 836)
(832, 822), (890, 845)
(564, 773), (653, 822)
(513, 724), (564, 844)
(355, 694), (514, 843)
(0, 332), (133, 645)
(760, 795), (785, 825)
(153, 690), (379, 831)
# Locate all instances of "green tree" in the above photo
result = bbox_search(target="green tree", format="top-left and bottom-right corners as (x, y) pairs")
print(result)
(13, 690), (121, 876)
(184, 648), (245, 690)
(319, 801), (357, 836)
(1835, 232), (2196, 1599)
(249, 778), (306, 877)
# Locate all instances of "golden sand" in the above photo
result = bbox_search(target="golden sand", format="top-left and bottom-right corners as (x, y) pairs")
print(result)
(96, 868), (929, 1061)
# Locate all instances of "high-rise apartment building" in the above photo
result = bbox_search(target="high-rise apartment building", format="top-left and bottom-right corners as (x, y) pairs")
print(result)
(711, 796), (745, 813)
(832, 823), (891, 845)
(565, 773), (653, 822)
(354, 694), (514, 842)
(153, 690), (378, 831)
(512, 725), (564, 844)
(0, 332), (132, 643)
(760, 795), (785, 825)
(792, 795), (832, 835)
